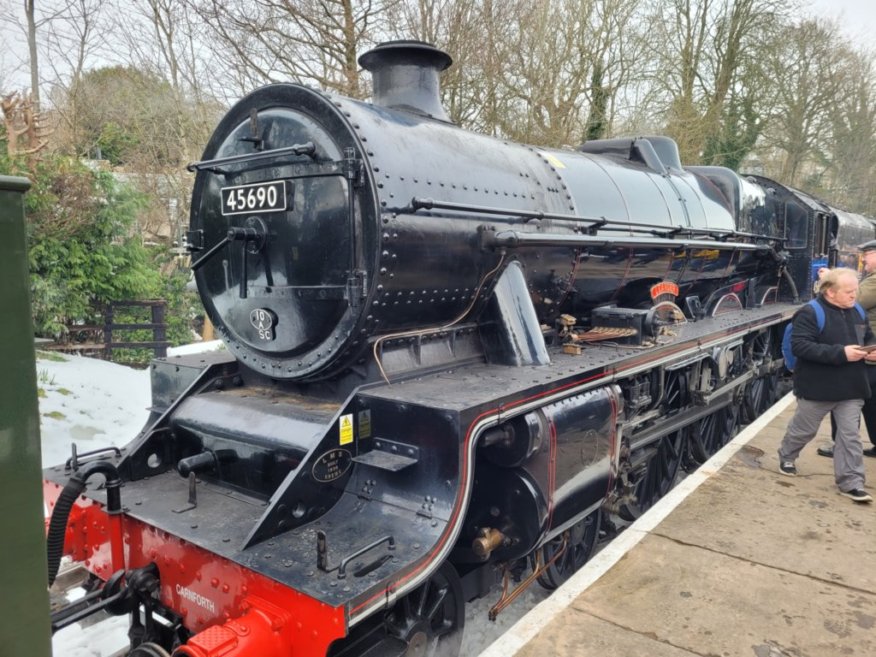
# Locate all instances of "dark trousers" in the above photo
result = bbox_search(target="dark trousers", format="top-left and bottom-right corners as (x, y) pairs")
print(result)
(830, 365), (876, 445)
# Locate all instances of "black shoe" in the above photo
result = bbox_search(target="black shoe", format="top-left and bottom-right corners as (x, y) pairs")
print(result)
(779, 460), (797, 476)
(864, 446), (876, 458)
(817, 445), (834, 457)
(839, 489), (873, 503)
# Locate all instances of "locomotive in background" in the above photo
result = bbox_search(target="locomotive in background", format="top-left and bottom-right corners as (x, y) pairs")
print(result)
(44, 40), (876, 657)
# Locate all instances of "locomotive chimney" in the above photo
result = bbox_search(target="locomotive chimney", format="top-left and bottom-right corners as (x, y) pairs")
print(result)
(358, 40), (452, 122)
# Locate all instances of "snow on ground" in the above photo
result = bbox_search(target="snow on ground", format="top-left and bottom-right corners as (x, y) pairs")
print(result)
(37, 350), (151, 657)
(38, 344), (224, 657)
(37, 340), (227, 469)
(37, 353), (152, 470)
(37, 344), (546, 656)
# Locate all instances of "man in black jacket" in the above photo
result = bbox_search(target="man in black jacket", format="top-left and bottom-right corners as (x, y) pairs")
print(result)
(778, 267), (876, 503)
(818, 244), (876, 457)
(854, 239), (876, 456)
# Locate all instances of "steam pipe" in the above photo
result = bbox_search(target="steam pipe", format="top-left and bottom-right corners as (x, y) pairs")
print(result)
(46, 460), (125, 586)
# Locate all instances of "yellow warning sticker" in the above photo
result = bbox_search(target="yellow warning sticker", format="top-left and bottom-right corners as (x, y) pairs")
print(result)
(541, 151), (567, 169)
(339, 413), (354, 445)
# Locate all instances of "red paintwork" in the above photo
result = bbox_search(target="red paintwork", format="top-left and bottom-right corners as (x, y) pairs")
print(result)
(174, 596), (304, 657)
(649, 280), (680, 299)
(42, 309), (787, 650)
(44, 481), (347, 656)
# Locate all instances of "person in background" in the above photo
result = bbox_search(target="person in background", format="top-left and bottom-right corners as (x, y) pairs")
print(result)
(854, 240), (876, 457)
(777, 267), (876, 504)
(815, 266), (829, 288)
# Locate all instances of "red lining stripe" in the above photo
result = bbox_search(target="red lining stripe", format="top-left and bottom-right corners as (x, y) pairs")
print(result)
(350, 312), (788, 616)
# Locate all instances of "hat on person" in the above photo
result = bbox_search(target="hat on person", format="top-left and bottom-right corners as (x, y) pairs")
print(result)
(860, 240), (876, 252)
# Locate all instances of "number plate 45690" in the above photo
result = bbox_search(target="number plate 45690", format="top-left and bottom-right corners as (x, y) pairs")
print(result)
(220, 180), (289, 216)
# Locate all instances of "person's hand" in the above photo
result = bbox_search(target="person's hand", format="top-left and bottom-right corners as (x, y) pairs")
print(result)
(865, 350), (876, 362)
(846, 345), (867, 361)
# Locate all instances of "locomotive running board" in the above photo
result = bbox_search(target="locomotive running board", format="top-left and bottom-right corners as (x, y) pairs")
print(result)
(482, 227), (767, 252)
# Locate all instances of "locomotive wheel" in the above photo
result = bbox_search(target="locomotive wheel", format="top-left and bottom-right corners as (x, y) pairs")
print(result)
(385, 562), (465, 657)
(619, 428), (686, 521)
(688, 404), (739, 464)
(744, 371), (779, 421)
(742, 331), (779, 423)
(536, 509), (601, 590)
(326, 563), (464, 657)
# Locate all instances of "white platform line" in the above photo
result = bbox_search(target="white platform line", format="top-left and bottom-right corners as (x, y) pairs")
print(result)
(478, 392), (795, 657)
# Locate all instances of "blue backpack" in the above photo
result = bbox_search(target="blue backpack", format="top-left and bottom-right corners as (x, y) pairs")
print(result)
(782, 299), (866, 371)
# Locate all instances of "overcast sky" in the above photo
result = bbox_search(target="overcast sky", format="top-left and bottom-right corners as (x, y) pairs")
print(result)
(808, 0), (876, 41)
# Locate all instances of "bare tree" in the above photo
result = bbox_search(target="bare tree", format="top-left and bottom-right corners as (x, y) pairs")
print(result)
(579, 0), (648, 142)
(821, 49), (876, 214)
(450, 0), (523, 135)
(758, 18), (851, 186)
(72, 0), (226, 245)
(477, 0), (646, 147)
(112, 0), (219, 157)
(645, 0), (789, 165)
(385, 0), (647, 144)
(25, 0), (40, 110)
(42, 0), (106, 89)
(13, 0), (82, 110)
(41, 0), (111, 156)
(189, 0), (398, 100)
(498, 0), (594, 146)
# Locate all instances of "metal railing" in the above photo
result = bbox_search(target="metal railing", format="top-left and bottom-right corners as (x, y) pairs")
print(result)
(47, 300), (169, 359)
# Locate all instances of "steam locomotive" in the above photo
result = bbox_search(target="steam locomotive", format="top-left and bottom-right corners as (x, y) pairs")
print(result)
(44, 40), (876, 657)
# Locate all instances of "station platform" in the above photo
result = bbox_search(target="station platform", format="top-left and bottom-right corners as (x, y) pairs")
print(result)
(480, 394), (876, 657)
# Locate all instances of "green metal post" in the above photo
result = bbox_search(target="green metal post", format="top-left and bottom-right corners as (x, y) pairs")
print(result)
(0, 175), (53, 657)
